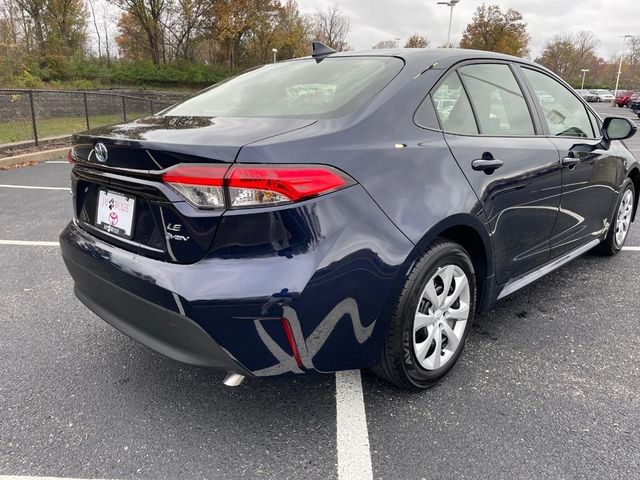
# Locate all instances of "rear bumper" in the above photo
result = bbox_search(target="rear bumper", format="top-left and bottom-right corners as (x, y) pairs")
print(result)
(62, 229), (251, 376)
(66, 254), (249, 375)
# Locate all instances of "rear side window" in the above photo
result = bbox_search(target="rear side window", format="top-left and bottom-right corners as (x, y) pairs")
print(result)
(458, 64), (535, 136)
(431, 71), (478, 135)
(522, 68), (595, 138)
(163, 57), (403, 119)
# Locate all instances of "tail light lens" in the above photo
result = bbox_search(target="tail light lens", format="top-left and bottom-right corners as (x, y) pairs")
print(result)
(161, 165), (227, 208)
(161, 164), (354, 209)
(67, 148), (76, 164)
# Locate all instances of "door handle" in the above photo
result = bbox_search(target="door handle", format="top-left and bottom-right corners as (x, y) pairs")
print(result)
(561, 154), (580, 168)
(472, 158), (503, 173)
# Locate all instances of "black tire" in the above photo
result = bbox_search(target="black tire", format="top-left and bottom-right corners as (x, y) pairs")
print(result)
(372, 239), (476, 390)
(596, 178), (635, 256)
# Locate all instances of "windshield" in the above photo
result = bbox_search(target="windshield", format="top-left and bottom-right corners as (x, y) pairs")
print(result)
(164, 57), (403, 119)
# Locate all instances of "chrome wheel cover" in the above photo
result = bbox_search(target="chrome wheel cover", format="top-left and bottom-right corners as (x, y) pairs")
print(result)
(412, 265), (470, 371)
(615, 188), (634, 248)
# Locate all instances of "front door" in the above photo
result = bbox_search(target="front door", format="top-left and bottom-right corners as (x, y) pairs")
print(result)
(432, 63), (562, 285)
(519, 67), (624, 257)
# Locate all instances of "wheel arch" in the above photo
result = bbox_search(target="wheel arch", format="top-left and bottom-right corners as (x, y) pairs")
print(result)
(412, 214), (494, 312)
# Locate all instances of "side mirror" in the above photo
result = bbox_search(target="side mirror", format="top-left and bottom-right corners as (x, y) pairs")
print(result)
(602, 117), (637, 141)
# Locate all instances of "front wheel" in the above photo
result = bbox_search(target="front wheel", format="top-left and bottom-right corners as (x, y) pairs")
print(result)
(372, 239), (476, 390)
(597, 178), (635, 255)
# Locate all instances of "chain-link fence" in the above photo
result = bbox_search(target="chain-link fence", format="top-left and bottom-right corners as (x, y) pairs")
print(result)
(0, 89), (179, 148)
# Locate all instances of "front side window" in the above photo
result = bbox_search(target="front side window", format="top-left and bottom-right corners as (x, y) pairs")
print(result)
(524, 68), (595, 138)
(431, 71), (478, 135)
(163, 57), (403, 119)
(458, 64), (535, 136)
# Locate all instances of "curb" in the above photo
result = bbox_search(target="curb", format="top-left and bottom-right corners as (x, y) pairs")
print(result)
(0, 147), (69, 168)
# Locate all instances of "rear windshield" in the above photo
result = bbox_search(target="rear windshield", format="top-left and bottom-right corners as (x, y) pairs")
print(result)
(163, 56), (403, 119)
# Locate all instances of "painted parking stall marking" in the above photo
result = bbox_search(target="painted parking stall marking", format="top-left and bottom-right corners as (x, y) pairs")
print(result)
(0, 184), (69, 191)
(0, 240), (59, 246)
(335, 370), (373, 480)
(0, 477), (113, 480)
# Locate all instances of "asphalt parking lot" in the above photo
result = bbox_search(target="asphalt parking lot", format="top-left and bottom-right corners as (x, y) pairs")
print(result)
(1, 103), (640, 480)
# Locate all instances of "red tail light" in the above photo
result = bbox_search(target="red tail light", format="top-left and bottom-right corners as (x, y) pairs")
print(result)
(67, 148), (75, 164)
(161, 165), (228, 186)
(161, 164), (354, 209)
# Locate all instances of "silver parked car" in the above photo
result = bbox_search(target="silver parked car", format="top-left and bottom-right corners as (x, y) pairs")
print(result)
(590, 89), (615, 102)
(576, 89), (598, 102)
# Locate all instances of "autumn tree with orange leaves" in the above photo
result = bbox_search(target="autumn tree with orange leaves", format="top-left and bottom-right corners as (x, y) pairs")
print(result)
(459, 4), (530, 57)
(404, 34), (429, 49)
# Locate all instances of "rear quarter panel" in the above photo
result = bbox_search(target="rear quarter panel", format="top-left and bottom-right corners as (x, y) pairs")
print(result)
(231, 69), (494, 370)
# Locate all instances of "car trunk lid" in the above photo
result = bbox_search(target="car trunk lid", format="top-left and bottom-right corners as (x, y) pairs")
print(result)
(70, 115), (316, 264)
(72, 116), (316, 168)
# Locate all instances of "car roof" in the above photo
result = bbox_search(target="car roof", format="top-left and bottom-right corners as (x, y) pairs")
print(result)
(314, 47), (539, 70)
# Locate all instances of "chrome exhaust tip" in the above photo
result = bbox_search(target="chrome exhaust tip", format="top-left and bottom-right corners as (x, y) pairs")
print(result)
(223, 372), (245, 387)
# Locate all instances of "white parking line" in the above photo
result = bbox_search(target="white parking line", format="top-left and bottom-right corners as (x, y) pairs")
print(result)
(0, 184), (69, 191)
(0, 477), (110, 480)
(0, 240), (59, 247)
(335, 370), (373, 480)
(622, 246), (640, 251)
(45, 161), (69, 164)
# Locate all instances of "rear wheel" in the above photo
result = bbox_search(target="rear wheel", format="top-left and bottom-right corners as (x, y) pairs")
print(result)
(597, 178), (635, 255)
(372, 239), (476, 390)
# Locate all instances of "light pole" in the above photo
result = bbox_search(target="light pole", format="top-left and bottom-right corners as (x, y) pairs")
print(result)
(581, 69), (589, 90)
(272, 48), (278, 63)
(613, 35), (632, 104)
(437, 0), (460, 48)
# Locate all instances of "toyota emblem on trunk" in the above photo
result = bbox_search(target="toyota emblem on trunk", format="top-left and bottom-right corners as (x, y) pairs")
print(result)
(94, 143), (108, 163)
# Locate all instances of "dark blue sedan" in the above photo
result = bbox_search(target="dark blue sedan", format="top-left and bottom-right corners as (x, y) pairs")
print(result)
(60, 45), (639, 390)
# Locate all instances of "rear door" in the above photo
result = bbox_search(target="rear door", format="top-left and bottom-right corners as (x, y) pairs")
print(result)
(433, 62), (562, 285)
(519, 67), (624, 257)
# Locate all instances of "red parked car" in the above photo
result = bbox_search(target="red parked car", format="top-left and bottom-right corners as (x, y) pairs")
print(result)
(615, 90), (638, 107)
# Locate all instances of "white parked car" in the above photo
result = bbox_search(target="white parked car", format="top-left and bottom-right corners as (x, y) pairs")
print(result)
(589, 89), (615, 102)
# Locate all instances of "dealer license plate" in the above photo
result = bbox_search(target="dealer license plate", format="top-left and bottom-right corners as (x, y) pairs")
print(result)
(95, 189), (135, 239)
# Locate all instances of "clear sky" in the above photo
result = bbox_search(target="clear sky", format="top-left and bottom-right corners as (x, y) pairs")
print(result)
(297, 0), (637, 59)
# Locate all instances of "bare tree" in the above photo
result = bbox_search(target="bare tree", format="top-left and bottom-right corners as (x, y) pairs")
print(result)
(536, 31), (600, 85)
(87, 0), (102, 58)
(0, 0), (20, 45)
(372, 39), (396, 49)
(13, 0), (46, 53)
(574, 31), (599, 62)
(101, 0), (114, 62)
(310, 4), (349, 51)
